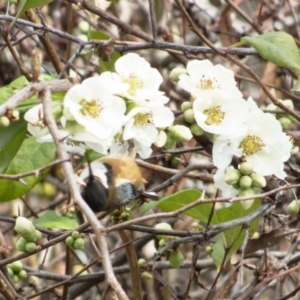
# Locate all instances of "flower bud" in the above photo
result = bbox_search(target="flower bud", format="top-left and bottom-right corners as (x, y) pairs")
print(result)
(35, 230), (42, 240)
(190, 123), (204, 136)
(78, 20), (90, 33)
(141, 271), (153, 280)
(278, 117), (292, 130)
(168, 125), (192, 142)
(26, 242), (37, 253)
(238, 187), (256, 209)
(164, 134), (176, 150)
(169, 66), (188, 82)
(10, 261), (23, 274)
(183, 109), (195, 124)
(250, 173), (266, 188)
(11, 110), (20, 121)
(65, 236), (75, 247)
(181, 101), (192, 112)
(252, 232), (260, 239)
(72, 231), (80, 240)
(13, 275), (19, 283)
(239, 162), (253, 175)
(169, 251), (184, 268)
(155, 222), (173, 231)
(0, 116), (10, 127)
(239, 175), (252, 189)
(287, 200), (300, 215)
(138, 258), (147, 268)
(18, 270), (27, 279)
(205, 245), (213, 254)
(154, 130), (167, 147)
(73, 238), (85, 250)
(15, 217), (37, 242)
(16, 237), (28, 252)
(7, 267), (14, 278)
(224, 169), (241, 186)
(155, 222), (173, 240)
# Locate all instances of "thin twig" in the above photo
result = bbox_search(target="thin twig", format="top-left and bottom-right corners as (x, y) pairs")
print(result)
(41, 88), (129, 300)
(0, 159), (70, 179)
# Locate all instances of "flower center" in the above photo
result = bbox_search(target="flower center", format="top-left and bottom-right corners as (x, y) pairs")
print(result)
(204, 105), (225, 125)
(240, 135), (266, 155)
(197, 75), (219, 90)
(122, 73), (143, 96)
(134, 112), (151, 126)
(80, 99), (101, 118)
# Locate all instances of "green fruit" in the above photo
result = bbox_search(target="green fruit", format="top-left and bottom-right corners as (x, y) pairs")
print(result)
(181, 101), (192, 112)
(35, 230), (42, 240)
(141, 271), (153, 280)
(250, 173), (266, 188)
(169, 67), (188, 82)
(72, 231), (80, 240)
(73, 238), (85, 250)
(164, 134), (176, 150)
(183, 109), (195, 124)
(155, 222), (173, 239)
(239, 175), (252, 189)
(13, 275), (19, 284)
(15, 217), (37, 242)
(16, 237), (28, 252)
(26, 242), (36, 253)
(224, 169), (241, 186)
(10, 261), (23, 274)
(190, 123), (204, 136)
(287, 200), (300, 215)
(138, 258), (147, 268)
(278, 117), (292, 129)
(158, 238), (166, 248)
(18, 270), (27, 279)
(205, 245), (213, 254)
(7, 267), (14, 278)
(65, 236), (75, 247)
(169, 251), (184, 268)
(239, 162), (253, 175)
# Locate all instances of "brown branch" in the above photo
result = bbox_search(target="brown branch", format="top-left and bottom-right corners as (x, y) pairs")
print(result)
(174, 0), (300, 122)
(41, 88), (129, 300)
(0, 159), (69, 179)
(25, 9), (68, 78)
(0, 26), (32, 81)
(0, 79), (74, 117)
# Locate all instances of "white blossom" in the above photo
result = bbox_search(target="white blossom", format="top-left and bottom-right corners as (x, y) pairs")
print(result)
(213, 99), (292, 178)
(193, 90), (249, 135)
(63, 77), (126, 140)
(114, 53), (163, 101)
(178, 59), (242, 98)
(24, 104), (49, 138)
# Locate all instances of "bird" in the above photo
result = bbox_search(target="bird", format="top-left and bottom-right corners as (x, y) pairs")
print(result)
(78, 156), (159, 212)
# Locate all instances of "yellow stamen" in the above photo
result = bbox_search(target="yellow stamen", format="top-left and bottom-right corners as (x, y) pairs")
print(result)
(80, 99), (101, 118)
(204, 105), (225, 125)
(240, 135), (265, 155)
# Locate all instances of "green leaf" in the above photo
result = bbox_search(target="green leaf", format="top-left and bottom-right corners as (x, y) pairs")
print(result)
(0, 137), (56, 202)
(34, 211), (79, 230)
(0, 119), (27, 173)
(16, 0), (53, 19)
(143, 189), (219, 223)
(209, 200), (260, 269)
(241, 32), (300, 91)
(0, 76), (28, 105)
